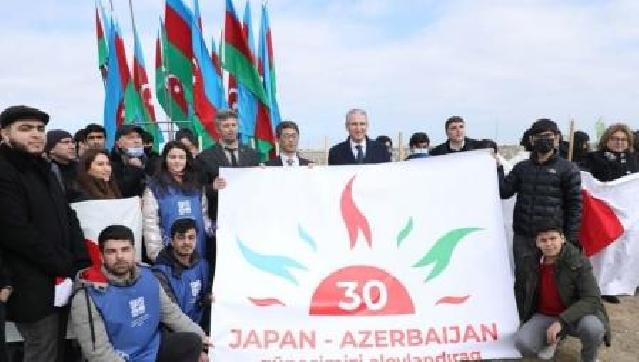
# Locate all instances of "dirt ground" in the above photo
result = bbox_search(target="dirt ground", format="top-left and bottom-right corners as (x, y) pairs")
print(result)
(521, 295), (638, 362)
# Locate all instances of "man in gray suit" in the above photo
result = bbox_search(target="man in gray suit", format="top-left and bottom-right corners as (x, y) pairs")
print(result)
(197, 109), (260, 220)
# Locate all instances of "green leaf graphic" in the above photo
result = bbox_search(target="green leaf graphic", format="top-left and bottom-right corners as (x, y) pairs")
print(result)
(413, 228), (481, 282)
(396, 217), (414, 247)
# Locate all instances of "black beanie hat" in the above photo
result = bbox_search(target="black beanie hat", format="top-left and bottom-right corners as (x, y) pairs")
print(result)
(45, 129), (73, 153)
(530, 118), (560, 136)
(0, 105), (49, 128)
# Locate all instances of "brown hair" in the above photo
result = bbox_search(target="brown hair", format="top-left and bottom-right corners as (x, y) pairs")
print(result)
(598, 123), (635, 153)
(76, 148), (122, 199)
(215, 109), (238, 124)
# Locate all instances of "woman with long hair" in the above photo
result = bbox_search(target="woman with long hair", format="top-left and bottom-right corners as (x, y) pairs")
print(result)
(581, 123), (638, 304)
(142, 141), (212, 262)
(581, 123), (638, 182)
(72, 148), (122, 201)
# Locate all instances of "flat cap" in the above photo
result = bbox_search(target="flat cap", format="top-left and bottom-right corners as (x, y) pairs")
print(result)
(0, 105), (49, 128)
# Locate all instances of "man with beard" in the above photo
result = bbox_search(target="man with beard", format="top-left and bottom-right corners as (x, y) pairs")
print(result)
(0, 105), (90, 362)
(153, 219), (211, 327)
(71, 225), (210, 362)
(498, 119), (582, 275)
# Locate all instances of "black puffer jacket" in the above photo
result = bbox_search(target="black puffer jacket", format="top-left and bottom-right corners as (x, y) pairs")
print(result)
(579, 150), (639, 182)
(499, 152), (582, 242)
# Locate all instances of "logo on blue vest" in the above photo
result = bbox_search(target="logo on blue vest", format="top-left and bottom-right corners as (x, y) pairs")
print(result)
(178, 200), (192, 216)
(129, 296), (146, 318)
(190, 280), (202, 297)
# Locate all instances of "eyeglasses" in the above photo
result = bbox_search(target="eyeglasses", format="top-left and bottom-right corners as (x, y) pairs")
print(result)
(609, 137), (628, 143)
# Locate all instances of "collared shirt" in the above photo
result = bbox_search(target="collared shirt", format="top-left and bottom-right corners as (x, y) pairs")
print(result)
(223, 147), (239, 165)
(281, 154), (299, 167)
(448, 139), (466, 152)
(350, 139), (366, 160)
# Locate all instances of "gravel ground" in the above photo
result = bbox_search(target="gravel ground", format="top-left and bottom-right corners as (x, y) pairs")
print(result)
(517, 295), (638, 362)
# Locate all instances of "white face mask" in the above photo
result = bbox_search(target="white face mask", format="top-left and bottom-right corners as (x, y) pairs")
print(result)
(412, 148), (429, 155)
(125, 147), (145, 158)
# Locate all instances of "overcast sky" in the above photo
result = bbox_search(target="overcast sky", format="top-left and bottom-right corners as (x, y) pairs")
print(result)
(1, 0), (638, 148)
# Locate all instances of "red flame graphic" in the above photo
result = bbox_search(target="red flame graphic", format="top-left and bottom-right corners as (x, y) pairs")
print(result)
(248, 297), (286, 307)
(340, 176), (372, 249)
(435, 295), (470, 305)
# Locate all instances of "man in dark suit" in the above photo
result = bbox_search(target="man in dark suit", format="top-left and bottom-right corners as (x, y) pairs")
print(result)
(430, 115), (480, 156)
(328, 108), (391, 165)
(265, 121), (312, 167)
(197, 109), (260, 220)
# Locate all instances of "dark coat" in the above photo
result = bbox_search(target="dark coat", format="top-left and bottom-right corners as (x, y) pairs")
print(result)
(197, 143), (260, 220)
(499, 152), (582, 242)
(265, 155), (311, 166)
(327, 138), (391, 165)
(110, 148), (147, 197)
(580, 151), (639, 182)
(0, 144), (90, 322)
(515, 242), (611, 346)
(429, 137), (480, 156)
(50, 159), (78, 200)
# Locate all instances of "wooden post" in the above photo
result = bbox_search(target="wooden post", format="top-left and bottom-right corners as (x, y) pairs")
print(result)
(397, 132), (404, 162)
(324, 136), (329, 165)
(567, 119), (576, 161)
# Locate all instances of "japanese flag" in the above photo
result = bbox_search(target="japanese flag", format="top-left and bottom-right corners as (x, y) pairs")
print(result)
(580, 172), (639, 295)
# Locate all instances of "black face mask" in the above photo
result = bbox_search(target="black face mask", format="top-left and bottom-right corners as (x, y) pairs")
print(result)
(533, 137), (555, 154)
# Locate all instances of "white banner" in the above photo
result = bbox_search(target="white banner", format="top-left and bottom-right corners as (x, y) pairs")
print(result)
(211, 151), (521, 361)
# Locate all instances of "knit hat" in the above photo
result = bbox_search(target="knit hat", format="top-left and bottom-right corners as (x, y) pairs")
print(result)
(0, 105), (49, 128)
(530, 118), (560, 135)
(45, 130), (73, 153)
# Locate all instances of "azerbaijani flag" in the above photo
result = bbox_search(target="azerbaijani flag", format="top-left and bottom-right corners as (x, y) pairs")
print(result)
(258, 3), (282, 130)
(94, 2), (108, 83)
(191, 0), (227, 146)
(155, 20), (189, 128)
(223, 0), (274, 160)
(131, 15), (163, 151)
(164, 0), (197, 131)
(236, 0), (258, 144)
(103, 18), (125, 149)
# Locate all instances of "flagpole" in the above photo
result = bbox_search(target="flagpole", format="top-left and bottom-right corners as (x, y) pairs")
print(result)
(127, 0), (136, 31)
(567, 118), (576, 161)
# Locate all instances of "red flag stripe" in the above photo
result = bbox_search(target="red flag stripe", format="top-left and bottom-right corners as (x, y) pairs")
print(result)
(114, 34), (131, 88)
(95, 8), (104, 40)
(165, 3), (193, 58)
(224, 12), (253, 63)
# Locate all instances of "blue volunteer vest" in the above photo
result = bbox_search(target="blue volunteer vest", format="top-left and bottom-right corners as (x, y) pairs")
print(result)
(153, 260), (209, 323)
(88, 267), (161, 362)
(151, 184), (207, 258)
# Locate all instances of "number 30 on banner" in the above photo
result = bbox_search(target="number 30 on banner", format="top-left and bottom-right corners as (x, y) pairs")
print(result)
(337, 280), (388, 311)
(309, 265), (415, 316)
